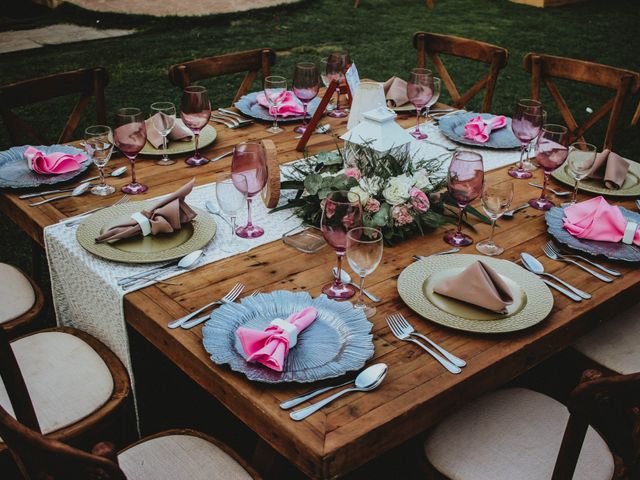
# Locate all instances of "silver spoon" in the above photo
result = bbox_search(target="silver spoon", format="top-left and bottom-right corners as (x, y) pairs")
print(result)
(118, 249), (204, 288)
(520, 253), (590, 300)
(290, 363), (388, 421)
(528, 182), (572, 197)
(332, 267), (380, 302)
(205, 200), (232, 227)
(502, 203), (529, 219)
(29, 182), (91, 206)
(19, 183), (97, 199)
(293, 124), (331, 139)
(83, 165), (128, 184)
(413, 247), (460, 261)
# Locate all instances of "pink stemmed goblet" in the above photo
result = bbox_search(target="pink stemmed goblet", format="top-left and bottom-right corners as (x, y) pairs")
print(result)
(325, 52), (351, 119)
(406, 67), (434, 140)
(443, 151), (484, 247)
(528, 124), (569, 210)
(181, 85), (211, 166)
(292, 62), (320, 135)
(320, 190), (363, 299)
(508, 99), (543, 179)
(113, 107), (148, 195)
(231, 142), (268, 239)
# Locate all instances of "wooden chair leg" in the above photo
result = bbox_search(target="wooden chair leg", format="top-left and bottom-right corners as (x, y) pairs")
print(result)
(632, 101), (640, 126)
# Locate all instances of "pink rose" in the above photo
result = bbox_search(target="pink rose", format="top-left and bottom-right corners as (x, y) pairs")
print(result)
(365, 198), (380, 213)
(343, 168), (362, 181)
(409, 187), (430, 213)
(322, 198), (337, 219)
(463, 116), (491, 143)
(391, 205), (413, 226)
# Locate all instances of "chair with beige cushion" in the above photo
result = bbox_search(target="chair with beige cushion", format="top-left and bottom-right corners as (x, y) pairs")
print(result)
(0, 263), (44, 337)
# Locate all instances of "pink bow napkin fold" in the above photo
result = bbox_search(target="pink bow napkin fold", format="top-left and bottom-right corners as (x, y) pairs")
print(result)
(95, 178), (197, 243)
(463, 115), (507, 143)
(236, 307), (318, 372)
(256, 91), (304, 117)
(24, 146), (86, 175)
(563, 196), (640, 246)
(144, 114), (193, 149)
(383, 76), (409, 108)
(588, 149), (630, 190)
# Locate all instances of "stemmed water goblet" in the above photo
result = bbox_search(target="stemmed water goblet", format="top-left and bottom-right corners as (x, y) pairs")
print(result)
(423, 77), (441, 123)
(215, 174), (248, 253)
(347, 227), (383, 318)
(528, 124), (569, 210)
(406, 67), (434, 140)
(264, 76), (287, 134)
(180, 86), (211, 166)
(231, 142), (268, 238)
(292, 62), (320, 134)
(320, 58), (335, 111)
(562, 142), (598, 207)
(84, 125), (115, 196)
(508, 99), (543, 179)
(325, 52), (351, 118)
(113, 107), (148, 195)
(150, 101), (176, 166)
(476, 180), (514, 256)
(320, 190), (363, 299)
(443, 150), (484, 247)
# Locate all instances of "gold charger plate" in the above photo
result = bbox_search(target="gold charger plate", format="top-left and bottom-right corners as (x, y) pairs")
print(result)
(76, 201), (216, 263)
(391, 103), (416, 112)
(397, 254), (553, 333)
(140, 122), (217, 156)
(551, 160), (640, 197)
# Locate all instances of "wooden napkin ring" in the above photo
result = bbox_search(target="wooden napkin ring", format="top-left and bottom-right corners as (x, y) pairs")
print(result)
(261, 139), (280, 208)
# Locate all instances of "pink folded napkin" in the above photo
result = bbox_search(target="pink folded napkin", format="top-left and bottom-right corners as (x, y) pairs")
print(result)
(463, 115), (507, 143)
(256, 91), (304, 117)
(144, 114), (193, 149)
(563, 196), (640, 245)
(24, 146), (86, 175)
(236, 307), (318, 372)
(588, 149), (630, 190)
(383, 76), (409, 108)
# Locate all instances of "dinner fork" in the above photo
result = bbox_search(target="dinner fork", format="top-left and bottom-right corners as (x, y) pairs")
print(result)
(545, 242), (621, 277)
(180, 289), (261, 330)
(216, 109), (253, 125)
(542, 242), (613, 282)
(168, 283), (245, 329)
(386, 315), (461, 374)
(63, 195), (130, 227)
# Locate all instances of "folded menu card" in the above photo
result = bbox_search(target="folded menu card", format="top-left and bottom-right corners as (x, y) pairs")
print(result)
(463, 115), (507, 143)
(433, 261), (514, 314)
(383, 76), (409, 108)
(144, 114), (193, 149)
(563, 196), (640, 245)
(236, 307), (318, 372)
(95, 178), (197, 243)
(24, 146), (85, 175)
(256, 91), (304, 117)
(588, 149), (630, 190)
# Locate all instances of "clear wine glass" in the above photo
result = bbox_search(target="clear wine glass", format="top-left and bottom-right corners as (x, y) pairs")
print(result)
(476, 181), (514, 256)
(406, 67), (434, 140)
(292, 62), (320, 135)
(321, 190), (363, 299)
(326, 52), (351, 118)
(347, 227), (383, 318)
(508, 99), (543, 180)
(562, 142), (598, 207)
(150, 101), (176, 166)
(113, 107), (148, 195)
(215, 174), (248, 253)
(529, 124), (569, 210)
(424, 77), (441, 122)
(231, 142), (268, 238)
(443, 151), (484, 247)
(264, 76), (287, 134)
(84, 125), (115, 196)
(320, 58), (335, 111)
(180, 86), (211, 166)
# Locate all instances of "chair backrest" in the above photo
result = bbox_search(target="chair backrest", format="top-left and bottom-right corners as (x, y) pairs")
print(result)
(168, 49), (276, 104)
(523, 53), (640, 150)
(412, 32), (508, 112)
(0, 67), (109, 146)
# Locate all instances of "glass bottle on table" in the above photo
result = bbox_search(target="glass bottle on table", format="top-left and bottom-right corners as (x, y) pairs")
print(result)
(263, 76), (287, 134)
(292, 62), (320, 135)
(231, 142), (268, 239)
(180, 86), (211, 166)
(84, 125), (115, 196)
(476, 180), (514, 256)
(508, 99), (543, 180)
(528, 124), (569, 210)
(347, 227), (383, 318)
(150, 101), (176, 166)
(406, 67), (434, 140)
(562, 142), (598, 207)
(113, 107), (148, 195)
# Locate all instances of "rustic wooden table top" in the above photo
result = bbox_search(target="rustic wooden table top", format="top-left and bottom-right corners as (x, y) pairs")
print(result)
(2, 104), (638, 479)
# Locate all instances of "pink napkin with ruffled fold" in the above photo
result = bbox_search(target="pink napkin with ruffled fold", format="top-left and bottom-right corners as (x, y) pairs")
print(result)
(463, 115), (507, 143)
(256, 91), (304, 117)
(24, 146), (86, 175)
(236, 307), (318, 372)
(563, 196), (640, 245)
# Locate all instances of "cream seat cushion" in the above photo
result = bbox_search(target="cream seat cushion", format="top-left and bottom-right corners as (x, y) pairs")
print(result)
(424, 388), (614, 480)
(0, 263), (36, 323)
(0, 331), (114, 439)
(573, 301), (640, 374)
(118, 434), (253, 480)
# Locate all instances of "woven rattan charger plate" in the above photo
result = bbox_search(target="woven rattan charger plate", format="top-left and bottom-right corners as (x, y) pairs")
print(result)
(551, 160), (640, 198)
(397, 254), (553, 333)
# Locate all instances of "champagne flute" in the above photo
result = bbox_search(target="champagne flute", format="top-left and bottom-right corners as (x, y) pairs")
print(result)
(508, 99), (543, 180)
(424, 77), (441, 122)
(320, 58), (335, 111)
(84, 125), (115, 196)
(406, 67), (434, 140)
(264, 76), (287, 134)
(562, 142), (598, 207)
(292, 62), (320, 134)
(326, 52), (351, 118)
(443, 151), (484, 247)
(114, 107), (147, 195)
(347, 227), (383, 318)
(180, 86), (211, 166)
(320, 190), (363, 299)
(231, 142), (268, 238)
(150, 101), (176, 166)
(215, 174), (248, 253)
(476, 181), (514, 256)
(528, 124), (569, 210)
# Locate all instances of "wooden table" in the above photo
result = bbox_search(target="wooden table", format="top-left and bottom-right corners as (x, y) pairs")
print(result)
(2, 109), (639, 479)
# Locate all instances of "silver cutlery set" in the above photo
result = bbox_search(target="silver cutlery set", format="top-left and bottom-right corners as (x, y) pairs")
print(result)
(209, 108), (253, 129)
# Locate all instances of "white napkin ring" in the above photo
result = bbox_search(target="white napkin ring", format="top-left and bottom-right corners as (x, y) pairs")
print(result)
(622, 221), (637, 245)
(270, 318), (298, 347)
(131, 212), (152, 236)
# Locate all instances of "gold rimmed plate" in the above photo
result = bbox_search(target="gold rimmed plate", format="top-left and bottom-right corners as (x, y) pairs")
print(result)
(552, 160), (640, 198)
(397, 254), (553, 333)
(140, 122), (217, 157)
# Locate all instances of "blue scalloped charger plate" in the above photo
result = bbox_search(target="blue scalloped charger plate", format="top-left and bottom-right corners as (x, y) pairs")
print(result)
(438, 112), (521, 149)
(234, 91), (321, 124)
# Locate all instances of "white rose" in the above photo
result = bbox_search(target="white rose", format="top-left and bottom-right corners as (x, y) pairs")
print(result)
(348, 186), (369, 205)
(413, 169), (431, 190)
(382, 176), (411, 205)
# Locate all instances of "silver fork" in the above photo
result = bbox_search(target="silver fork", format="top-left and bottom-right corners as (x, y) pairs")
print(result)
(168, 283), (245, 329)
(413, 247), (460, 261)
(386, 315), (461, 374)
(542, 242), (612, 282)
(216, 109), (253, 125)
(180, 289), (261, 330)
(210, 115), (236, 128)
(64, 195), (130, 227)
(389, 314), (466, 368)
(528, 182), (571, 197)
(545, 242), (621, 277)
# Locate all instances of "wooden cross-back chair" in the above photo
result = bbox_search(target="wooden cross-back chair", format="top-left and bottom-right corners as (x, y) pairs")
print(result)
(523, 53), (640, 151)
(0, 67), (109, 147)
(412, 32), (508, 113)
(168, 48), (276, 104)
